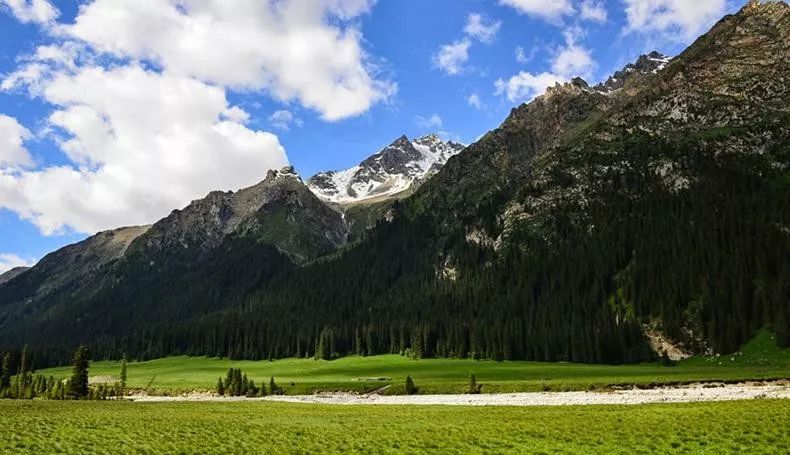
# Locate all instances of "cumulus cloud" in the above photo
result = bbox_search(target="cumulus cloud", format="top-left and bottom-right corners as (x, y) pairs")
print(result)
(0, 114), (33, 169)
(433, 39), (472, 75)
(622, 0), (727, 40)
(0, 64), (288, 234)
(494, 72), (565, 103)
(580, 0), (608, 23)
(0, 253), (35, 274)
(467, 94), (483, 110)
(551, 30), (596, 79)
(498, 0), (574, 22)
(416, 114), (443, 129)
(65, 0), (395, 121)
(464, 13), (501, 44)
(269, 110), (304, 131)
(0, 0), (58, 25)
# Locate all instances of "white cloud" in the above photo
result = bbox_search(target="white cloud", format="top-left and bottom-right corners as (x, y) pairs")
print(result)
(269, 110), (304, 131)
(551, 45), (595, 79)
(463, 13), (501, 44)
(0, 0), (58, 25)
(515, 46), (536, 64)
(0, 64), (288, 235)
(416, 114), (443, 129)
(495, 71), (565, 103)
(65, 0), (395, 121)
(0, 253), (35, 274)
(0, 114), (33, 169)
(550, 28), (596, 79)
(498, 0), (574, 22)
(432, 39), (471, 75)
(580, 0), (608, 23)
(467, 94), (483, 110)
(622, 0), (727, 40)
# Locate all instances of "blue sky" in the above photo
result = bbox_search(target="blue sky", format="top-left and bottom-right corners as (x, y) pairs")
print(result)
(0, 0), (744, 270)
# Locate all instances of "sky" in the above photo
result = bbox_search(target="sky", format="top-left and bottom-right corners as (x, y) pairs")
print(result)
(0, 0), (745, 272)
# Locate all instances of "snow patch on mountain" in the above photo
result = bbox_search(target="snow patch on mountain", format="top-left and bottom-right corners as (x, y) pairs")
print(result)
(307, 134), (465, 204)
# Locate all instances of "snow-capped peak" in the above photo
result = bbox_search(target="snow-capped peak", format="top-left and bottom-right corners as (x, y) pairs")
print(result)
(307, 134), (465, 204)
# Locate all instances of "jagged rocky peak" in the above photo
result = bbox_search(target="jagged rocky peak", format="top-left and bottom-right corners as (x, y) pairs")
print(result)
(595, 51), (672, 93)
(307, 134), (466, 204)
(134, 163), (343, 257)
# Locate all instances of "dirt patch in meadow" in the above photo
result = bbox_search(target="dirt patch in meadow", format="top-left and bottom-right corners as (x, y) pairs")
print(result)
(128, 380), (790, 406)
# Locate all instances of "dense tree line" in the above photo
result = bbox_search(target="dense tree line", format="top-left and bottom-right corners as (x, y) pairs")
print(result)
(0, 345), (125, 400)
(216, 368), (282, 397)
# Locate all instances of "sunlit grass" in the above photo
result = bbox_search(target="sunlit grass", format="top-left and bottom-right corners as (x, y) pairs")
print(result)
(0, 399), (787, 454)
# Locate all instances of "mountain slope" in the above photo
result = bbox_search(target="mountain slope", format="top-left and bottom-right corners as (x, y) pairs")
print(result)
(308, 134), (465, 204)
(1, 1), (787, 365)
(0, 267), (30, 286)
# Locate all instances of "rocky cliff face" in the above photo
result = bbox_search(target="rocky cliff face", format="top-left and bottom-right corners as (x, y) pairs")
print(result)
(130, 166), (348, 264)
(595, 51), (671, 93)
(307, 134), (465, 204)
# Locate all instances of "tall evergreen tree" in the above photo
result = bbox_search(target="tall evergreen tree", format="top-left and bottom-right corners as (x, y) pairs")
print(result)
(69, 345), (90, 399)
(0, 352), (10, 391)
(119, 354), (128, 395)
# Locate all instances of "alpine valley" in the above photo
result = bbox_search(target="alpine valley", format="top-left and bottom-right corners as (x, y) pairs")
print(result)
(0, 1), (788, 369)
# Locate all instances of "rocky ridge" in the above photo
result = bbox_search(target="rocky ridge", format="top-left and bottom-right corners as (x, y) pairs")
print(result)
(307, 134), (465, 204)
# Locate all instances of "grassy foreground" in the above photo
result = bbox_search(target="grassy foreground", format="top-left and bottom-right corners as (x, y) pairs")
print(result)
(1, 399), (788, 454)
(38, 331), (790, 395)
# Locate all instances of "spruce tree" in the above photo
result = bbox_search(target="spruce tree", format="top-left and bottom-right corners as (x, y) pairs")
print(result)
(119, 354), (128, 396)
(405, 375), (418, 395)
(0, 352), (10, 392)
(468, 374), (481, 394)
(69, 345), (91, 399)
(216, 377), (225, 396)
(269, 376), (280, 396)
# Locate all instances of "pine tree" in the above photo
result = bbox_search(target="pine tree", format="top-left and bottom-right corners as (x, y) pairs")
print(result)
(119, 354), (128, 396)
(468, 374), (481, 394)
(0, 352), (10, 392)
(69, 345), (91, 399)
(216, 377), (225, 396)
(269, 376), (280, 396)
(405, 375), (418, 395)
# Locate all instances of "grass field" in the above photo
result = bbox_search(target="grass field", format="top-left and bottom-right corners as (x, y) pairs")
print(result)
(38, 330), (790, 395)
(1, 399), (788, 453)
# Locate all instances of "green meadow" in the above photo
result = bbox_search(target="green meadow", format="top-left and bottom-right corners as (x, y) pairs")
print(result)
(1, 399), (788, 454)
(38, 330), (790, 395)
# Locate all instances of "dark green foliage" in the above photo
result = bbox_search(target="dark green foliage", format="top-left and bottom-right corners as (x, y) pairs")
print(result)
(468, 374), (481, 394)
(119, 354), (128, 395)
(69, 346), (90, 399)
(269, 377), (282, 396)
(405, 375), (418, 395)
(0, 352), (10, 391)
(218, 368), (264, 397)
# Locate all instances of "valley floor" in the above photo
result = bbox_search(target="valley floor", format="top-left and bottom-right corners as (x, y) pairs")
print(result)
(1, 399), (787, 453)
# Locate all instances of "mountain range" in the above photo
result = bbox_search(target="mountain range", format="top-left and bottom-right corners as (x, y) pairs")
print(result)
(0, 0), (787, 367)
